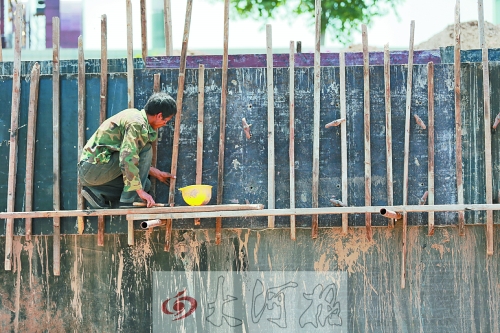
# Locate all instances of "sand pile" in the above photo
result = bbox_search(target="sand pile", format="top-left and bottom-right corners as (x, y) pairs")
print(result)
(416, 20), (500, 50)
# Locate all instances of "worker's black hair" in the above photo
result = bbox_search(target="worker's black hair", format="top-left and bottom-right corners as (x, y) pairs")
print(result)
(144, 92), (177, 119)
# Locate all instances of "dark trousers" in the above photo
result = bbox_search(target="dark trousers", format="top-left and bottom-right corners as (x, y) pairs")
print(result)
(78, 143), (152, 204)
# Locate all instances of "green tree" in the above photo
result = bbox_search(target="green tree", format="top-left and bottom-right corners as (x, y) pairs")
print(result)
(226, 0), (404, 45)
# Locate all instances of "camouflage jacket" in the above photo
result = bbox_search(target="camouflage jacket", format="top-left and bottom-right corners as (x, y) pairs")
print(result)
(79, 108), (157, 192)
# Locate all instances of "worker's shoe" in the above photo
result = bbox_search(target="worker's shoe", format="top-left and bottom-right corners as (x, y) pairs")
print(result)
(81, 186), (110, 209)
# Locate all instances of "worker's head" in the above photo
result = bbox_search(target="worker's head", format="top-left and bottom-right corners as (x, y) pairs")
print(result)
(144, 92), (177, 130)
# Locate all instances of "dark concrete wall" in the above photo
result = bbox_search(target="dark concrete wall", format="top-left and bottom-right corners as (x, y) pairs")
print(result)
(0, 51), (499, 331)
(0, 226), (498, 332)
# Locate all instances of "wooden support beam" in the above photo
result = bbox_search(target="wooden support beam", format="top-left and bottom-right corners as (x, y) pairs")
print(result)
(167, 0), (193, 250)
(98, 14), (108, 247)
(4, 203), (500, 220)
(140, 0), (147, 60)
(339, 51), (348, 234)
(384, 44), (394, 229)
(402, 20), (415, 289)
(128, 218), (134, 245)
(362, 24), (372, 241)
(455, 0), (465, 236)
(5, 8), (22, 271)
(25, 62), (41, 241)
(125, 203), (500, 221)
(428, 62), (435, 236)
(151, 73), (161, 199)
(77, 35), (85, 235)
(289, 41), (296, 240)
(126, 0), (134, 108)
(164, 0), (173, 56)
(311, 0), (321, 239)
(215, 0), (230, 245)
(478, 0), (494, 255)
(195, 64), (205, 226)
(52, 17), (61, 276)
(266, 24), (275, 229)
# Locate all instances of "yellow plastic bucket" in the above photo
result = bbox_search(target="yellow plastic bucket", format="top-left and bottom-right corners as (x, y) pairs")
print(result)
(178, 185), (212, 206)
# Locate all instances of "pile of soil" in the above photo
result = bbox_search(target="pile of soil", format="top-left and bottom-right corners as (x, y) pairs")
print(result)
(416, 20), (500, 50)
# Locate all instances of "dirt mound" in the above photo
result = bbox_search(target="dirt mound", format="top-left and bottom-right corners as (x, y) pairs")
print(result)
(416, 20), (500, 50)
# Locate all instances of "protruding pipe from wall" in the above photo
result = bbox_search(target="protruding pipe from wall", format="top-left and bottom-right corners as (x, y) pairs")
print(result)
(325, 118), (345, 128)
(140, 219), (165, 229)
(380, 208), (402, 220)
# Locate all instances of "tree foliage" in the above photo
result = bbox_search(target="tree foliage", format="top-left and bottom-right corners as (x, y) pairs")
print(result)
(227, 0), (404, 45)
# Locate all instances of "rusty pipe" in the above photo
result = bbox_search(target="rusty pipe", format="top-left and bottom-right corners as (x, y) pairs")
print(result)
(140, 219), (165, 229)
(380, 208), (402, 220)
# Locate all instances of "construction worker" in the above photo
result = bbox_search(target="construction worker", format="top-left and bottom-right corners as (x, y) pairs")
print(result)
(78, 92), (176, 209)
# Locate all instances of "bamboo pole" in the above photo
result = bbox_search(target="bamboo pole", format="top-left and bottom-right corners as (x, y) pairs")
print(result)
(3, 203), (500, 220)
(5, 8), (22, 271)
(339, 51), (348, 234)
(124, 203), (500, 221)
(289, 41), (296, 240)
(128, 218), (134, 245)
(151, 73), (161, 199)
(402, 20), (415, 289)
(266, 24), (275, 229)
(140, 0), (148, 60)
(52, 17), (61, 276)
(384, 44), (394, 229)
(215, 0), (230, 245)
(98, 14), (108, 247)
(478, 0), (494, 255)
(454, 0), (465, 236)
(77, 36), (86, 235)
(428, 62), (435, 236)
(164, 0), (173, 56)
(167, 0), (193, 250)
(195, 64), (205, 226)
(362, 24), (372, 241)
(311, 0), (321, 238)
(126, 0), (134, 108)
(25, 63), (41, 241)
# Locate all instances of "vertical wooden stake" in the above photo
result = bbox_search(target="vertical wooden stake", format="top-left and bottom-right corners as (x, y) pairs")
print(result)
(25, 63), (41, 241)
(384, 44), (394, 229)
(52, 17), (61, 276)
(339, 52), (348, 234)
(402, 20), (415, 289)
(311, 0), (321, 239)
(266, 24), (275, 229)
(140, 0), (148, 60)
(77, 35), (86, 235)
(454, 0), (465, 236)
(126, 0), (134, 108)
(151, 73), (161, 199)
(195, 64), (205, 226)
(98, 14), (108, 247)
(428, 62), (435, 236)
(164, 0), (173, 56)
(362, 25), (372, 241)
(167, 0), (193, 250)
(478, 0), (494, 255)
(215, 0), (229, 245)
(5, 8), (22, 271)
(128, 219), (134, 245)
(164, 219), (172, 250)
(289, 41), (296, 240)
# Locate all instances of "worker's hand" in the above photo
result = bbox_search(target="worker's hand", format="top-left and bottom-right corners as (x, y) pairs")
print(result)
(136, 188), (155, 208)
(149, 167), (176, 185)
